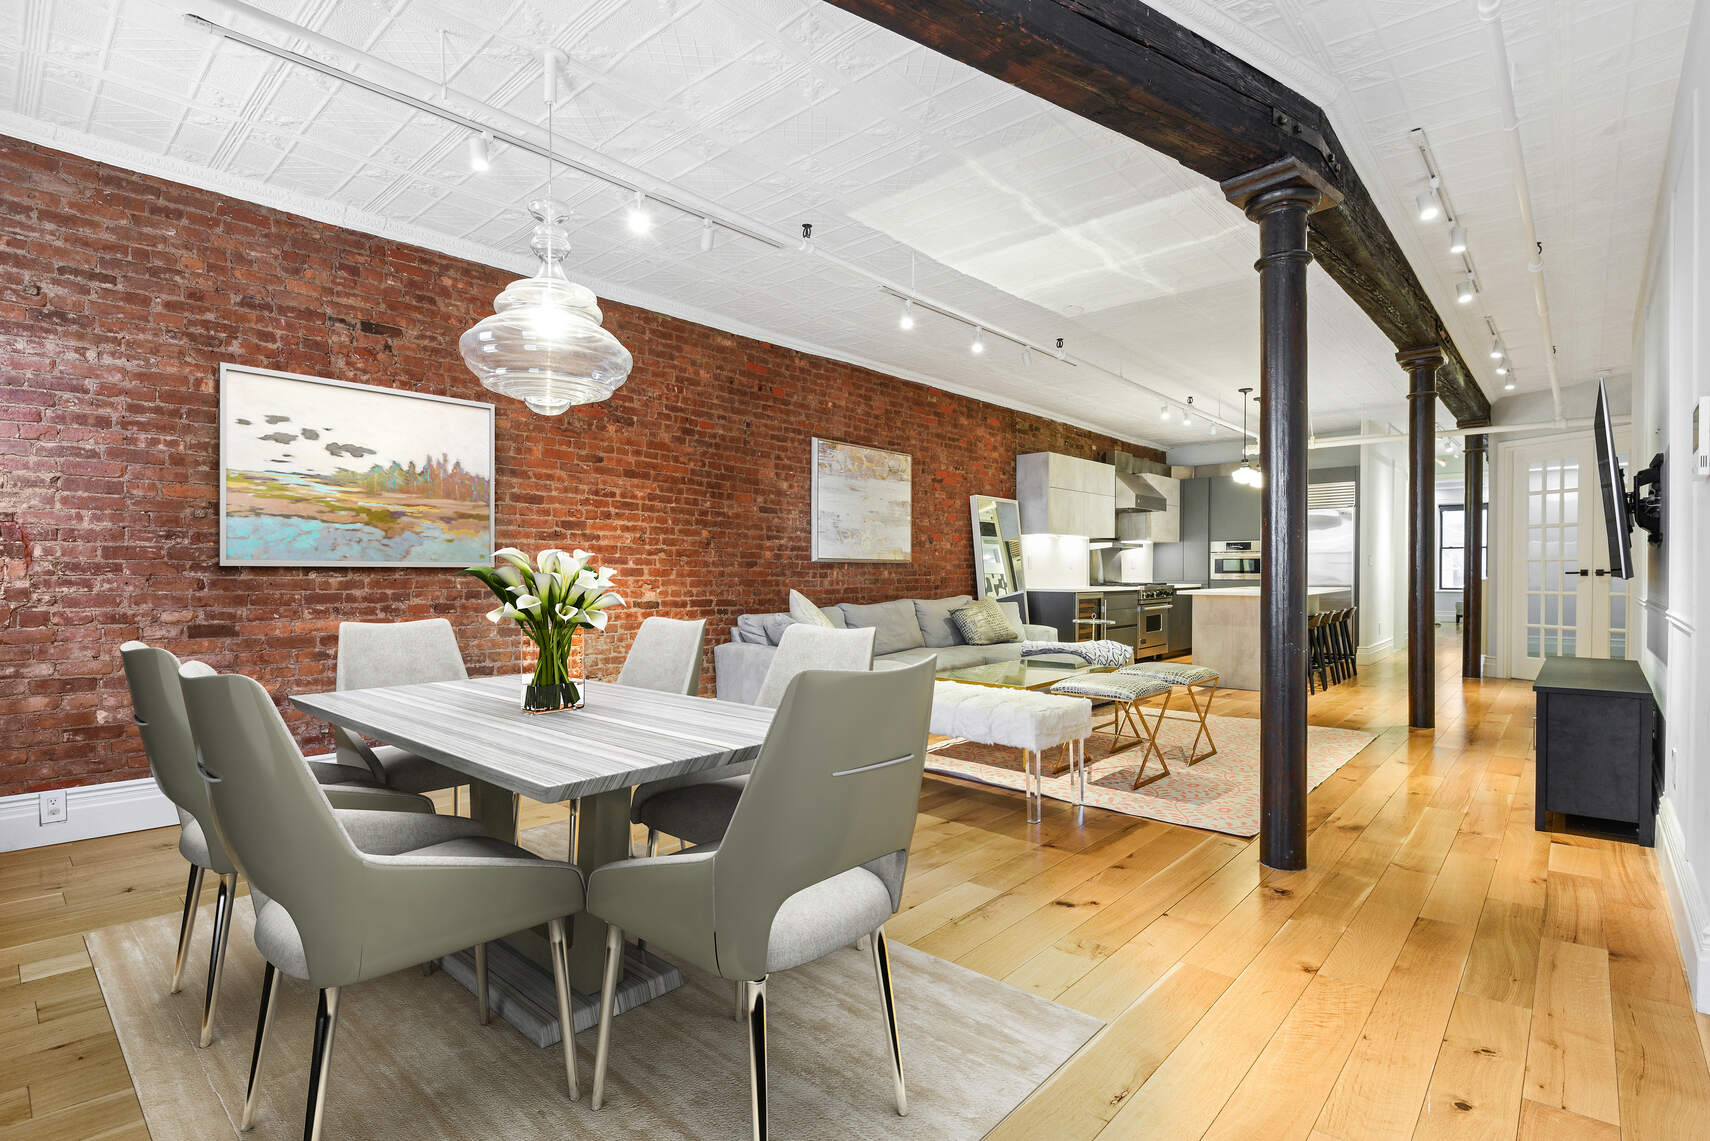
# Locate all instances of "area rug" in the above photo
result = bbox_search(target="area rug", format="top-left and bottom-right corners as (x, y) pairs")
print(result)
(89, 904), (1101, 1140)
(927, 711), (1375, 836)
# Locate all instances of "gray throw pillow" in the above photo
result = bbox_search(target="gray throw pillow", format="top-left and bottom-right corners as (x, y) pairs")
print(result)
(951, 597), (1021, 645)
(759, 613), (796, 646)
(788, 589), (836, 628)
(910, 595), (973, 648)
(838, 599), (927, 657)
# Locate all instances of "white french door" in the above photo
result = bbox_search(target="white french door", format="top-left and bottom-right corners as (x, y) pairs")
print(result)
(1501, 431), (1635, 680)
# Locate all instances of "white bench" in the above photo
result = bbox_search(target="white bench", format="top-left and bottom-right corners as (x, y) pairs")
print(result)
(930, 681), (1094, 823)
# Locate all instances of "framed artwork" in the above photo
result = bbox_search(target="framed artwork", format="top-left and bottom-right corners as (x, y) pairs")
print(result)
(218, 364), (495, 567)
(810, 437), (912, 562)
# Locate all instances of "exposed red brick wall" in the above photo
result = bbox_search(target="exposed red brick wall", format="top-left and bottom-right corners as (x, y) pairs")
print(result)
(0, 135), (1162, 796)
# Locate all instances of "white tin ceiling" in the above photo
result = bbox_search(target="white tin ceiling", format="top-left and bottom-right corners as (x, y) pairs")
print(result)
(0, 0), (1691, 444)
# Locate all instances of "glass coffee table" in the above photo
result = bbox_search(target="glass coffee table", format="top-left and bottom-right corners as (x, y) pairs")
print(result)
(934, 656), (1110, 691)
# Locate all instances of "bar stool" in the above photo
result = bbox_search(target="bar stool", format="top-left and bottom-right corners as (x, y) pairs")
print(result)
(1307, 613), (1332, 694)
(1116, 662), (1220, 765)
(1338, 607), (1359, 682)
(1048, 673), (1175, 789)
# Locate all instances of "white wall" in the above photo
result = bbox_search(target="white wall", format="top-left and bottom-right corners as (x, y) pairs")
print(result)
(1357, 420), (1406, 659)
(1633, 0), (1710, 1012)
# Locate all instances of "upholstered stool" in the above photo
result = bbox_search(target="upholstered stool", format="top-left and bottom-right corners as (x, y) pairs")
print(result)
(930, 681), (1094, 822)
(1118, 663), (1220, 766)
(1049, 673), (1175, 789)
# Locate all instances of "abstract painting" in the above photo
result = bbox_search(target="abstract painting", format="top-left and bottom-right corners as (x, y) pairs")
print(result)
(810, 437), (911, 562)
(218, 365), (495, 567)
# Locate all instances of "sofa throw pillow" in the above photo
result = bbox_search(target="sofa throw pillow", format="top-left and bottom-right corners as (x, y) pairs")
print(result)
(910, 595), (974, 648)
(838, 599), (927, 657)
(759, 612), (796, 645)
(951, 597), (1021, 645)
(788, 589), (836, 629)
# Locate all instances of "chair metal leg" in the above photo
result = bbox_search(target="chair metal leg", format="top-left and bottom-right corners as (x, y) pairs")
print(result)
(239, 961), (279, 1131)
(303, 987), (341, 1141)
(546, 918), (581, 1101)
(568, 798), (581, 862)
(744, 977), (769, 1141)
(171, 864), (205, 994)
(591, 924), (624, 1110)
(646, 828), (659, 858)
(474, 941), (490, 1025)
(869, 927), (907, 1116)
(734, 979), (745, 1021)
(199, 872), (237, 1047)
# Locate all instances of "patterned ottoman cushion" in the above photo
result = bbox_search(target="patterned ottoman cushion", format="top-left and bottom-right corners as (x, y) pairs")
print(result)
(1118, 663), (1220, 686)
(1049, 673), (1173, 702)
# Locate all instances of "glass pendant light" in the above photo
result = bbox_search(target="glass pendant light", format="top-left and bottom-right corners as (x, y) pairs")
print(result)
(458, 52), (632, 415)
(1232, 386), (1261, 486)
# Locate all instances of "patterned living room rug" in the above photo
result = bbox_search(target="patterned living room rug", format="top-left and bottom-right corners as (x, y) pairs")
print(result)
(927, 711), (1375, 836)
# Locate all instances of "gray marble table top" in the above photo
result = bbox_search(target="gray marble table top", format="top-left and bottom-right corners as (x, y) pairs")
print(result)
(291, 673), (773, 803)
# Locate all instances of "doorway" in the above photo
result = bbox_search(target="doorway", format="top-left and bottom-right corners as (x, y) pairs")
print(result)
(1498, 430), (1636, 680)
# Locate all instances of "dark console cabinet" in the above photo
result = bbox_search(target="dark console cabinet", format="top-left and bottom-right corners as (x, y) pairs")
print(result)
(1533, 658), (1661, 846)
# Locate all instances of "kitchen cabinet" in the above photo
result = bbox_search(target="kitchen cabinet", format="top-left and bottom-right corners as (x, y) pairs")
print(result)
(1168, 591), (1193, 654)
(1017, 453), (1116, 537)
(1208, 474), (1262, 542)
(1178, 476), (1210, 585)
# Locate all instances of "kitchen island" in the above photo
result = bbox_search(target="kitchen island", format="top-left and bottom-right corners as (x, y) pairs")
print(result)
(1185, 586), (1350, 691)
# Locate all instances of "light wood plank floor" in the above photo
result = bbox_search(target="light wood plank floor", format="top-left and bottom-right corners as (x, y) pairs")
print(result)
(3, 642), (1708, 1139)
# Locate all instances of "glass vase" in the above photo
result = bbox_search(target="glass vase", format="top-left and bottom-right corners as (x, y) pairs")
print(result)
(521, 627), (584, 713)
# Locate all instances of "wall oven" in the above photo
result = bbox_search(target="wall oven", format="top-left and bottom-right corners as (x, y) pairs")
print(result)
(1210, 540), (1261, 581)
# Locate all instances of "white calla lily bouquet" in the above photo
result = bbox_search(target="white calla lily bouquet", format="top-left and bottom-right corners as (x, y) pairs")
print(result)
(464, 546), (625, 711)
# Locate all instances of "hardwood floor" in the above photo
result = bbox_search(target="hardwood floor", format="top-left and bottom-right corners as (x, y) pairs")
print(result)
(3, 641), (1707, 1139)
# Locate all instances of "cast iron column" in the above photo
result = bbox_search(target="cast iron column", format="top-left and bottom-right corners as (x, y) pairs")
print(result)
(1224, 159), (1341, 872)
(1462, 432), (1486, 678)
(1398, 348), (1445, 729)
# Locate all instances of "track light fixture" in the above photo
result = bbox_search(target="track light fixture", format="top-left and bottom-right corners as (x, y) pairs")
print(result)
(1448, 224), (1467, 254)
(699, 218), (714, 253)
(468, 131), (491, 172)
(1416, 186), (1441, 222)
(1455, 278), (1476, 305)
(1160, 403), (1172, 422)
(626, 190), (651, 234)
(1182, 396), (1194, 428)
(898, 297), (915, 330)
(1489, 338), (1503, 360)
(798, 223), (813, 253)
(970, 326), (985, 354)
(1495, 362), (1508, 376)
(1022, 344), (1033, 367)
(1054, 337), (1065, 361)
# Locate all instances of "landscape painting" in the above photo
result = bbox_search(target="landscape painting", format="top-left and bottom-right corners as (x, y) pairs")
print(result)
(811, 438), (912, 562)
(219, 365), (494, 567)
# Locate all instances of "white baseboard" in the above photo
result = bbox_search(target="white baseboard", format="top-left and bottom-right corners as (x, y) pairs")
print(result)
(1656, 796), (1710, 1013)
(0, 777), (178, 853)
(1357, 636), (1394, 664)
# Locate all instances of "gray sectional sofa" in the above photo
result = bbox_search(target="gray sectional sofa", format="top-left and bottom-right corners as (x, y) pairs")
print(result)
(713, 595), (1059, 703)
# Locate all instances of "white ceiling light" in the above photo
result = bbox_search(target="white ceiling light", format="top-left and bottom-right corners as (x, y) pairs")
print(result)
(1416, 187), (1441, 222)
(1448, 224), (1467, 254)
(1495, 362), (1509, 376)
(699, 218), (714, 253)
(1456, 278), (1476, 305)
(467, 131), (491, 172)
(898, 297), (915, 330)
(1053, 338), (1065, 361)
(1160, 403), (1172, 421)
(970, 326), (985, 354)
(1022, 344), (1033, 367)
(626, 190), (651, 234)
(1489, 338), (1503, 360)
(1182, 396), (1194, 428)
(797, 222), (813, 253)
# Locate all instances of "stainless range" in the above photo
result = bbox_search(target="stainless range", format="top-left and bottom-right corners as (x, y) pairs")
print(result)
(1135, 583), (1175, 659)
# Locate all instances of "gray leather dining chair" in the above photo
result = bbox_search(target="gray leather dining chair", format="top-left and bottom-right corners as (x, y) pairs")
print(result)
(629, 624), (875, 852)
(587, 659), (934, 1140)
(178, 665), (588, 1140)
(615, 615), (706, 695)
(334, 619), (467, 797)
(119, 641), (434, 1048)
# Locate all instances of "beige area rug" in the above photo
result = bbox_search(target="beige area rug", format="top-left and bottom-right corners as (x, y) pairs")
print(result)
(928, 712), (1376, 836)
(89, 902), (1101, 1140)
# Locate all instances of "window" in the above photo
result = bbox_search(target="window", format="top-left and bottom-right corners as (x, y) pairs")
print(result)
(1439, 502), (1488, 590)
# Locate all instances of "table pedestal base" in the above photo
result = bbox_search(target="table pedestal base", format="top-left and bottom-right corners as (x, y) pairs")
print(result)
(436, 938), (682, 1047)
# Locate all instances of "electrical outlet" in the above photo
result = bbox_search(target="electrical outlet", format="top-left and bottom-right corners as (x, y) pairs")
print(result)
(39, 790), (67, 824)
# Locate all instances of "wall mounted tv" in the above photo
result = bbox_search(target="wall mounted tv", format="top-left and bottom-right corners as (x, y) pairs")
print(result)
(1593, 378), (1663, 580)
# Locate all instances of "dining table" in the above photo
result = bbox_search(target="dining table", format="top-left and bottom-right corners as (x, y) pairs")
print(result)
(291, 672), (773, 1040)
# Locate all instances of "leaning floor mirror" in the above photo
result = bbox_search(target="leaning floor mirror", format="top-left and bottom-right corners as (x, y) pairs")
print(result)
(970, 495), (1026, 616)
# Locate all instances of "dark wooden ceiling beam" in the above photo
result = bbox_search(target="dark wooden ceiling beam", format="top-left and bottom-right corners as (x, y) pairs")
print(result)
(825, 0), (1492, 426)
